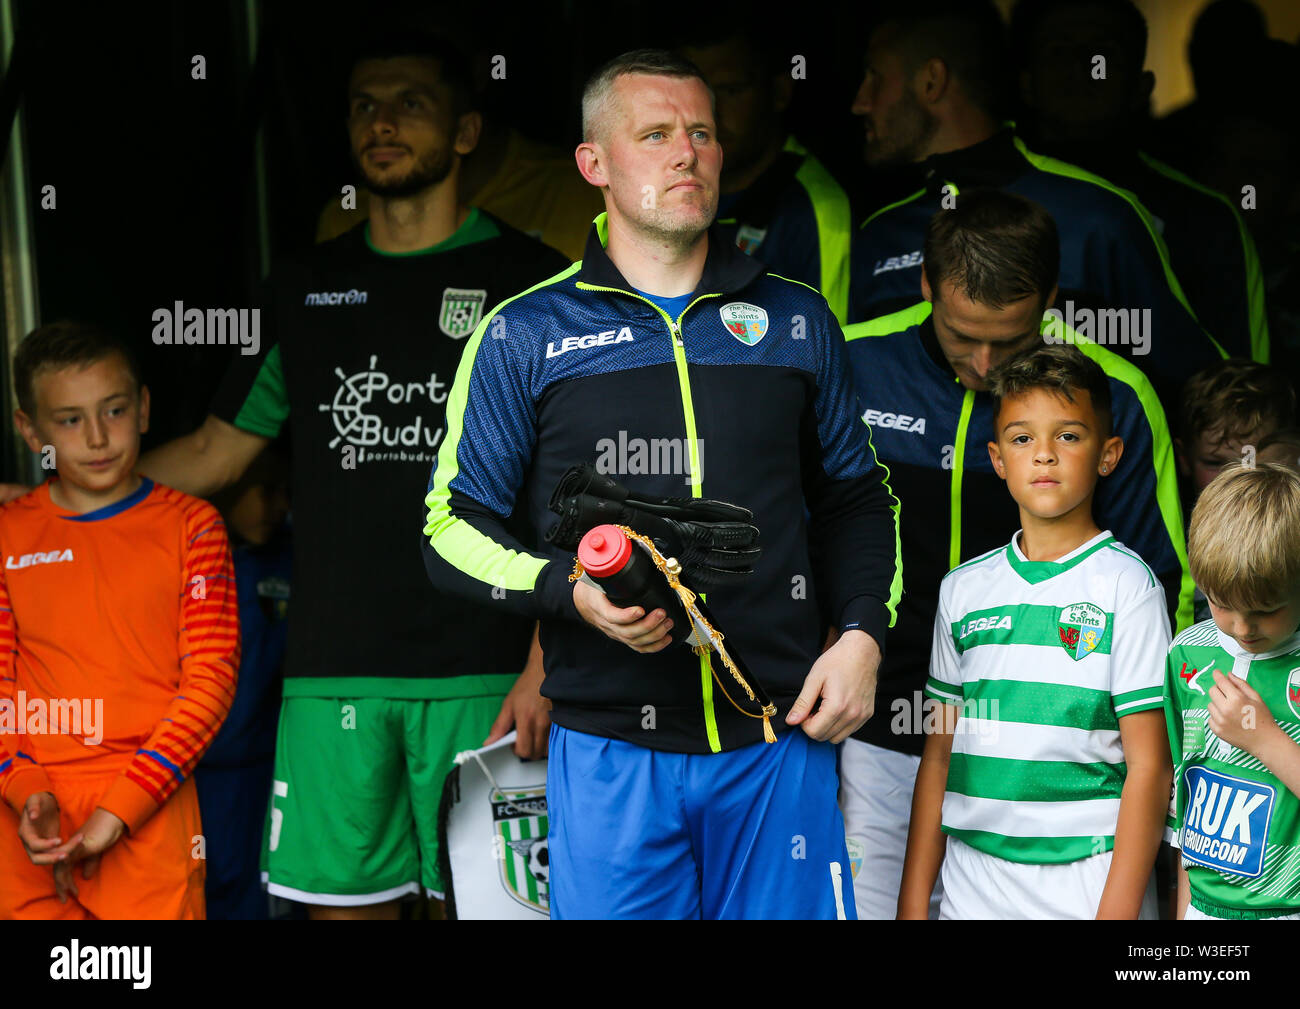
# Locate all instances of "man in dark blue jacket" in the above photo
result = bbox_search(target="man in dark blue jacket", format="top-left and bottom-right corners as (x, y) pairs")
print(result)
(840, 188), (1191, 918)
(676, 25), (853, 323)
(422, 49), (901, 919)
(1010, 0), (1268, 363)
(849, 0), (1224, 410)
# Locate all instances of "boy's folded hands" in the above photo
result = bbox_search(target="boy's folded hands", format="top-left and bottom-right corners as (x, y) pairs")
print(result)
(41, 805), (127, 904)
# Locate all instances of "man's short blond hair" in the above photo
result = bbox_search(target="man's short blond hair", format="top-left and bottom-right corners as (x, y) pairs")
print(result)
(580, 49), (712, 144)
(1189, 462), (1300, 611)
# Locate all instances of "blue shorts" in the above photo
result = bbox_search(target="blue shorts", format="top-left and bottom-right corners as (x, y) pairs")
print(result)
(546, 723), (856, 920)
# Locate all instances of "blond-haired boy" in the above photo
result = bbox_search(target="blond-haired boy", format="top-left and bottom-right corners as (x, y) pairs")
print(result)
(1165, 462), (1300, 919)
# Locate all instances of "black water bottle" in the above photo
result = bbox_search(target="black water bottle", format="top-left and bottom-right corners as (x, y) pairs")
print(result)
(577, 524), (691, 644)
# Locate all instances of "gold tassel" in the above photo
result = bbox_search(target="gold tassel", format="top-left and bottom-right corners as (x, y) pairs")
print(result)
(569, 526), (778, 742)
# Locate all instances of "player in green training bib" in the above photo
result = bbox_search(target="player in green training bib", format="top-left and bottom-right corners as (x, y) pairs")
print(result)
(900, 346), (1173, 919)
(1165, 462), (1300, 920)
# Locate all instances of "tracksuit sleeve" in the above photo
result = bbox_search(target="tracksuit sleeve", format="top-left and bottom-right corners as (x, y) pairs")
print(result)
(803, 298), (902, 652)
(1240, 223), (1270, 363)
(1093, 376), (1195, 635)
(1101, 200), (1224, 396)
(422, 308), (581, 623)
(0, 562), (54, 813)
(98, 502), (240, 834)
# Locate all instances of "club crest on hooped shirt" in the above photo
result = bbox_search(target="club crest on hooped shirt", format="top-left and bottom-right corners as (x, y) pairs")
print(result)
(439, 287), (487, 339)
(719, 301), (769, 346)
(1058, 602), (1107, 660)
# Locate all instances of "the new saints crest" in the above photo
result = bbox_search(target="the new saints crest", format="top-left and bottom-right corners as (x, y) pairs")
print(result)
(1058, 602), (1107, 660)
(492, 786), (549, 913)
(439, 288), (487, 339)
(719, 301), (769, 346)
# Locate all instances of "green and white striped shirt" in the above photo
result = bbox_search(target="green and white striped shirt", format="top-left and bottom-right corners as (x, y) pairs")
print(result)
(924, 529), (1170, 864)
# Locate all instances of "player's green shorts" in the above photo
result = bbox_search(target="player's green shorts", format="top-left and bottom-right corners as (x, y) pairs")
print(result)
(262, 691), (509, 905)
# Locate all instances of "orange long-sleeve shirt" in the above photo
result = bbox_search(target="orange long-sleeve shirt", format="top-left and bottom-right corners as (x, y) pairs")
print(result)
(0, 478), (239, 833)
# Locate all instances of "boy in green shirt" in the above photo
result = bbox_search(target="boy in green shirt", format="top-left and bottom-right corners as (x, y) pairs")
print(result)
(1165, 461), (1300, 919)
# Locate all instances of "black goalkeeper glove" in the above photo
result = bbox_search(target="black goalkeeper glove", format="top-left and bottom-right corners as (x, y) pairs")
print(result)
(545, 463), (761, 589)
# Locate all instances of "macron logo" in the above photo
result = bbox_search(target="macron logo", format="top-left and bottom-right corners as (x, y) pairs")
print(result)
(304, 289), (367, 306)
(7, 549), (74, 570)
(863, 408), (926, 434)
(546, 327), (634, 359)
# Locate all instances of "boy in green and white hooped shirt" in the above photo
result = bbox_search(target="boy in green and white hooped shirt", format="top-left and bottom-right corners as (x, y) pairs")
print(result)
(899, 346), (1173, 919)
(1166, 461), (1300, 920)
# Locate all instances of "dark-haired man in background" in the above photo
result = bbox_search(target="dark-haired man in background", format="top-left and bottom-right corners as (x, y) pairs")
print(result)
(838, 189), (1189, 917)
(675, 24), (853, 323)
(848, 0), (1224, 410)
(1009, 0), (1268, 363)
(138, 33), (569, 919)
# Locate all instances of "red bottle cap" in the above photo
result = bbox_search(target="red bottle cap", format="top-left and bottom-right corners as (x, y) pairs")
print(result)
(578, 524), (633, 578)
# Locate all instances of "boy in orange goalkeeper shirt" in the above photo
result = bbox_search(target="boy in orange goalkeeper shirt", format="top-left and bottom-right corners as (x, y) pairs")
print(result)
(0, 322), (239, 919)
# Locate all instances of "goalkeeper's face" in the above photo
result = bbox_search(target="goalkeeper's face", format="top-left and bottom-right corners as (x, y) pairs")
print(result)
(592, 74), (721, 243)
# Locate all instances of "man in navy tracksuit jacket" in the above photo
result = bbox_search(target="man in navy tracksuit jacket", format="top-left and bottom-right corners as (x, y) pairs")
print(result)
(850, 4), (1225, 410)
(838, 188), (1192, 918)
(1009, 0), (1269, 363)
(422, 50), (900, 919)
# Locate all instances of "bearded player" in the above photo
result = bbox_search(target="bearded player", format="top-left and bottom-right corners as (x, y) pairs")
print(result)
(139, 32), (568, 919)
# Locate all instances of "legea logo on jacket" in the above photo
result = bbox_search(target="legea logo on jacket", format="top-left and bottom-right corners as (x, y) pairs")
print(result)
(546, 327), (635, 358)
(873, 251), (923, 276)
(6, 549), (74, 569)
(863, 408), (926, 434)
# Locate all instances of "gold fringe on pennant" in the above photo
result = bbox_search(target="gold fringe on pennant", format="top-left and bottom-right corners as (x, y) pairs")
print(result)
(570, 526), (777, 742)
